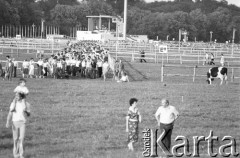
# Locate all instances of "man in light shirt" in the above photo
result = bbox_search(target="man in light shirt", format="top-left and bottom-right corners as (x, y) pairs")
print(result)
(12, 58), (18, 78)
(22, 59), (29, 78)
(155, 99), (179, 157)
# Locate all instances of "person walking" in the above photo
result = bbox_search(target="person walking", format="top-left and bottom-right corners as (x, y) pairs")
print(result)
(28, 58), (35, 78)
(210, 53), (215, 65)
(96, 58), (103, 78)
(118, 60), (124, 78)
(12, 58), (18, 78)
(140, 50), (147, 63)
(5, 58), (14, 81)
(102, 60), (109, 81)
(220, 54), (225, 66)
(37, 58), (43, 78)
(155, 99), (179, 157)
(6, 92), (31, 158)
(22, 59), (29, 78)
(126, 98), (142, 151)
(203, 52), (209, 65)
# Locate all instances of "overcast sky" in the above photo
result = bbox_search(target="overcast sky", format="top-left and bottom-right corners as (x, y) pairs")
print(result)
(144, 0), (240, 7)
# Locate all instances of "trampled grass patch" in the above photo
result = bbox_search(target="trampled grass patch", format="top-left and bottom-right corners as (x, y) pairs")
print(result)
(0, 62), (239, 158)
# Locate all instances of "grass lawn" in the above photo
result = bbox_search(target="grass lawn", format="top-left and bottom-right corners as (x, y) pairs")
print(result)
(0, 62), (239, 158)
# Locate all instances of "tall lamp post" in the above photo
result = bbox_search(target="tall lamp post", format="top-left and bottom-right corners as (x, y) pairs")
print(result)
(232, 28), (236, 56)
(32, 23), (35, 38)
(41, 19), (45, 39)
(210, 31), (213, 42)
(123, 0), (127, 40)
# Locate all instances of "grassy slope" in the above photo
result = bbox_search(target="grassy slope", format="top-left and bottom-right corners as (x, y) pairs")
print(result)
(0, 62), (239, 158)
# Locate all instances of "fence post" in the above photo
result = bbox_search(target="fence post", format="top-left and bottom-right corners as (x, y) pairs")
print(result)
(27, 40), (29, 53)
(161, 66), (164, 82)
(52, 40), (54, 54)
(167, 53), (169, 63)
(197, 51), (200, 64)
(180, 53), (183, 64)
(131, 52), (134, 62)
(17, 47), (19, 58)
(155, 49), (157, 63)
(231, 68), (234, 82)
(193, 66), (196, 82)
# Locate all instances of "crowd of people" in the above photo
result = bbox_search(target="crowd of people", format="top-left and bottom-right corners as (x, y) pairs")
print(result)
(0, 41), (129, 82)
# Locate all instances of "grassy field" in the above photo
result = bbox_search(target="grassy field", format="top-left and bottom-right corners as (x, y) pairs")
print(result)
(0, 62), (239, 158)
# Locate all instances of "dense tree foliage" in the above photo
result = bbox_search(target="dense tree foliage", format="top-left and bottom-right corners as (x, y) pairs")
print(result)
(0, 0), (240, 42)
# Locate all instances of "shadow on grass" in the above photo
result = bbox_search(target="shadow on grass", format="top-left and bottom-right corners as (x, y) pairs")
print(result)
(0, 130), (12, 139)
(0, 143), (12, 149)
(97, 145), (126, 151)
(121, 58), (148, 81)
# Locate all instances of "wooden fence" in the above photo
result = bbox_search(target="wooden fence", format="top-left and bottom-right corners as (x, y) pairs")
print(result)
(103, 41), (240, 57)
(160, 65), (240, 83)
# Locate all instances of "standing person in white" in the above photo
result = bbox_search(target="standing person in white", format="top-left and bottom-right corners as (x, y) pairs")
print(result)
(102, 60), (109, 81)
(28, 58), (35, 78)
(6, 93), (31, 158)
(155, 99), (179, 158)
(204, 52), (209, 65)
(220, 54), (225, 66)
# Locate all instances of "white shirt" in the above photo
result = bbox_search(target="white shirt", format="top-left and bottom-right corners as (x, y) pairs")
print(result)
(66, 60), (71, 66)
(38, 60), (43, 66)
(120, 75), (129, 82)
(220, 56), (224, 63)
(205, 54), (209, 59)
(102, 62), (109, 69)
(86, 60), (92, 68)
(155, 105), (179, 124)
(57, 62), (62, 68)
(71, 59), (77, 66)
(22, 61), (29, 69)
(43, 62), (49, 68)
(97, 61), (103, 67)
(81, 60), (86, 67)
(10, 101), (30, 122)
(76, 61), (81, 67)
(13, 61), (18, 67)
(14, 86), (29, 95)
(29, 60), (35, 66)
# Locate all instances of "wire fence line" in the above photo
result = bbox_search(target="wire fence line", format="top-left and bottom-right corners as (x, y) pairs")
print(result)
(0, 39), (240, 67)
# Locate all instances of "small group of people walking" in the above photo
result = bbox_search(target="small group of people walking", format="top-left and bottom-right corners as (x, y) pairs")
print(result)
(0, 56), (18, 81)
(126, 98), (179, 158)
(204, 52), (225, 66)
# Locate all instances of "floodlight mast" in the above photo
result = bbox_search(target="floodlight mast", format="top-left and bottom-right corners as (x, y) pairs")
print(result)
(123, 0), (127, 40)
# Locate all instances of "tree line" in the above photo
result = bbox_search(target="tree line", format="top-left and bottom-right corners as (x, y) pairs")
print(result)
(0, 0), (240, 42)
